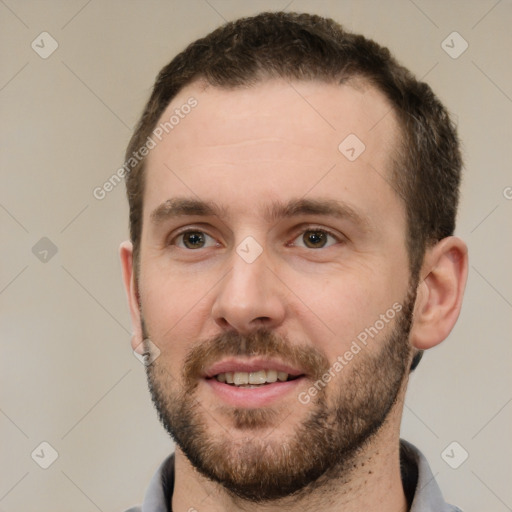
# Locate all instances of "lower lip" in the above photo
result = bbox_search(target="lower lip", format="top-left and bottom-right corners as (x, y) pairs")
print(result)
(205, 377), (305, 408)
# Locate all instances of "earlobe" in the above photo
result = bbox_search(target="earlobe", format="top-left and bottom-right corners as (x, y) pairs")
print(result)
(409, 236), (468, 350)
(119, 241), (143, 350)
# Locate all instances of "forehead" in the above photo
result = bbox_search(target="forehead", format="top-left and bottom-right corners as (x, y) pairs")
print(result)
(149, 78), (398, 159)
(143, 78), (402, 225)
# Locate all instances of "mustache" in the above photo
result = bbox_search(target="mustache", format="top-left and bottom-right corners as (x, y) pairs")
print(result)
(181, 329), (331, 387)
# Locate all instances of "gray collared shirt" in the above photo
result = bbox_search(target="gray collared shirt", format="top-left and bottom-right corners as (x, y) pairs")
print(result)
(125, 440), (462, 512)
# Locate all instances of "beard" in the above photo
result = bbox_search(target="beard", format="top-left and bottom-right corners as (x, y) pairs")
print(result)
(142, 287), (415, 503)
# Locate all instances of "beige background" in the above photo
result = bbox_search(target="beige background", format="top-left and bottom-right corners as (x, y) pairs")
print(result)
(1, 1), (511, 511)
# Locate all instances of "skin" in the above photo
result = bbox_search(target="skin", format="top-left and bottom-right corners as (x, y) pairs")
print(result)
(120, 79), (468, 512)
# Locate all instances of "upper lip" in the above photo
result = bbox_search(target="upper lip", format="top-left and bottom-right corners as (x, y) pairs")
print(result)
(202, 358), (305, 378)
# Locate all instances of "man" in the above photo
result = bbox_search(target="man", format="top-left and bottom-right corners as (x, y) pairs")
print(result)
(120, 11), (467, 512)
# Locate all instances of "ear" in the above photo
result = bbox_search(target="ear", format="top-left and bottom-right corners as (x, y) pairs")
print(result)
(119, 241), (143, 352)
(410, 236), (468, 350)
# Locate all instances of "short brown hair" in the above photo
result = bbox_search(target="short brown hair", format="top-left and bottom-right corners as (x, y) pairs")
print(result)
(125, 11), (462, 279)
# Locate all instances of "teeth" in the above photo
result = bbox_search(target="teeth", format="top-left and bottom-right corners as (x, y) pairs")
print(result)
(249, 370), (266, 385)
(215, 370), (291, 386)
(233, 372), (249, 386)
(266, 369), (277, 383)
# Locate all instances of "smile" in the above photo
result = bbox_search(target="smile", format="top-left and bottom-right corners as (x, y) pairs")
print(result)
(213, 369), (301, 387)
(202, 358), (306, 407)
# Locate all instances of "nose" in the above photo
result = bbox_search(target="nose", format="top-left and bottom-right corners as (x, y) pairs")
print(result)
(211, 249), (286, 334)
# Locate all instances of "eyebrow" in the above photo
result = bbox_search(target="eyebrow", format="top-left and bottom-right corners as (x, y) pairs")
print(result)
(150, 198), (225, 225)
(149, 197), (370, 232)
(266, 198), (370, 231)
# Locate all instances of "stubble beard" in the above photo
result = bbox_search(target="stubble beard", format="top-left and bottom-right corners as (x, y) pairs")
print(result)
(143, 287), (415, 503)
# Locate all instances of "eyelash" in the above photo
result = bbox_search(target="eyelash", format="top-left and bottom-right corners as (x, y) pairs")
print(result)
(168, 225), (343, 250)
(288, 226), (341, 248)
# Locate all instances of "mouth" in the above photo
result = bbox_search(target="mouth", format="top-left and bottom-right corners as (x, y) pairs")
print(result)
(210, 369), (302, 388)
(202, 358), (306, 407)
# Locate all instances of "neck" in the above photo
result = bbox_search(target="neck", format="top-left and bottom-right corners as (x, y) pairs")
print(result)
(171, 405), (408, 512)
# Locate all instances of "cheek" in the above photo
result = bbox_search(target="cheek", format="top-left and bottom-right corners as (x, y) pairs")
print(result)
(138, 266), (215, 359)
(290, 277), (373, 343)
(284, 265), (407, 357)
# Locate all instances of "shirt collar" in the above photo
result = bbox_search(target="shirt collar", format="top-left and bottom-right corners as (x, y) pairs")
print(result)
(137, 440), (459, 512)
(400, 440), (461, 512)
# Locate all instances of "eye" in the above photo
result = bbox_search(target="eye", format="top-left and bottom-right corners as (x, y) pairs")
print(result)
(174, 230), (218, 250)
(291, 229), (339, 249)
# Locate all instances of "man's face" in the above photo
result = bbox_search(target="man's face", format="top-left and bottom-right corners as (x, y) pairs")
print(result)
(135, 79), (415, 500)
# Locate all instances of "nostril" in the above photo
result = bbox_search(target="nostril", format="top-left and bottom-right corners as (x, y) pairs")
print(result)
(216, 317), (231, 329)
(255, 316), (271, 323)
